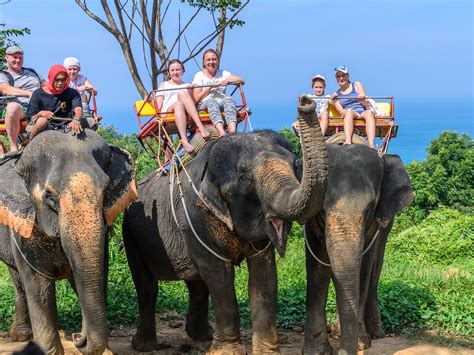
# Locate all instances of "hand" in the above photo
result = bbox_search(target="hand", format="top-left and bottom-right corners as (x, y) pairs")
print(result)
(340, 109), (347, 117)
(68, 119), (83, 135)
(187, 83), (196, 90)
(357, 94), (366, 101)
(38, 111), (54, 120)
(84, 85), (95, 92)
(219, 79), (229, 87)
(331, 93), (339, 100)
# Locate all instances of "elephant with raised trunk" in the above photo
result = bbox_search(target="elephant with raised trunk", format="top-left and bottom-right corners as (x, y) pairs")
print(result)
(0, 129), (137, 354)
(302, 144), (413, 355)
(122, 96), (327, 354)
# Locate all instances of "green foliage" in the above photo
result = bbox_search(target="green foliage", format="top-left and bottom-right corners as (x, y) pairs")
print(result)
(184, 0), (246, 29)
(279, 127), (301, 159)
(0, 23), (30, 69)
(388, 207), (473, 265)
(406, 131), (473, 216)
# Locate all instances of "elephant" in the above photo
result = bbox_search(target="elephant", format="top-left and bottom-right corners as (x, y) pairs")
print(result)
(122, 96), (328, 354)
(302, 144), (413, 355)
(0, 129), (138, 354)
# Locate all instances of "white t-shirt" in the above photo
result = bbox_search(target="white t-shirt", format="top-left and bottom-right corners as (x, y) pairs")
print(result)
(192, 69), (231, 102)
(156, 81), (188, 112)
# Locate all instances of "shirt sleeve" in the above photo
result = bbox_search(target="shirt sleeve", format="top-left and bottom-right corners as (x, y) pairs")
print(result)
(192, 72), (201, 85)
(0, 72), (10, 85)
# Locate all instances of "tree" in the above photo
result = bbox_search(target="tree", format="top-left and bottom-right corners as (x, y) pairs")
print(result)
(75, 0), (248, 97)
(406, 131), (473, 216)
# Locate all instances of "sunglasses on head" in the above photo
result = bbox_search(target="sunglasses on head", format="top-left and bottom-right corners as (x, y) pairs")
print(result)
(334, 66), (348, 72)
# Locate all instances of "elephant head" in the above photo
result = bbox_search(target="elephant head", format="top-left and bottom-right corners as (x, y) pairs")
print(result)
(0, 129), (137, 354)
(198, 95), (327, 256)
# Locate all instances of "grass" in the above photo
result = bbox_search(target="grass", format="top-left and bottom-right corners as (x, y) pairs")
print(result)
(0, 208), (472, 348)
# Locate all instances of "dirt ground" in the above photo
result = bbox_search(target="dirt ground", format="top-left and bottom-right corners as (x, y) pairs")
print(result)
(1, 313), (473, 354)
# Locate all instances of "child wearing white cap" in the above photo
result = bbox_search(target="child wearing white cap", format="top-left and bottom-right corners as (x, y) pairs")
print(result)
(293, 74), (330, 136)
(63, 57), (97, 119)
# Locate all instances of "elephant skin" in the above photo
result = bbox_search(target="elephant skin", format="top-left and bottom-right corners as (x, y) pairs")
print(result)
(122, 96), (328, 354)
(0, 129), (137, 354)
(303, 144), (413, 355)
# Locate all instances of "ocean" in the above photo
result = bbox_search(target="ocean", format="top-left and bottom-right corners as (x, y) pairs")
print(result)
(102, 98), (473, 164)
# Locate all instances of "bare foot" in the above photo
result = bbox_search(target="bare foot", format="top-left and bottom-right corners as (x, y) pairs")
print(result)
(182, 141), (195, 153)
(200, 128), (210, 139)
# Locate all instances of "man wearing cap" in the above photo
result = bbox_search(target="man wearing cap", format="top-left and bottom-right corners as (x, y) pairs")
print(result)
(0, 45), (42, 152)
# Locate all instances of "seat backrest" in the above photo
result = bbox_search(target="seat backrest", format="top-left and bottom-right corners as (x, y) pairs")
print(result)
(134, 100), (157, 117)
(328, 104), (339, 118)
(375, 102), (392, 117)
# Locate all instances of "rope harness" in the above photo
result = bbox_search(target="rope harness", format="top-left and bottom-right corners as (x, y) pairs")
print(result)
(166, 134), (271, 264)
(304, 226), (382, 267)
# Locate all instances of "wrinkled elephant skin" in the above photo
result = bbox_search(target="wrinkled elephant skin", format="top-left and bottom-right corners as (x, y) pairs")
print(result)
(303, 144), (413, 355)
(0, 129), (137, 354)
(123, 97), (328, 354)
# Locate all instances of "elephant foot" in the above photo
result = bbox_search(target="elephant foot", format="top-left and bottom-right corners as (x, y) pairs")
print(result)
(328, 323), (340, 340)
(131, 334), (158, 352)
(252, 335), (280, 354)
(357, 333), (372, 351)
(303, 339), (333, 355)
(9, 325), (33, 342)
(185, 319), (213, 341)
(368, 324), (386, 339)
(207, 343), (246, 355)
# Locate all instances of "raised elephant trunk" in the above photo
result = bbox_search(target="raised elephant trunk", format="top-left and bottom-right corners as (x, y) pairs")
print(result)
(59, 172), (109, 354)
(260, 96), (328, 221)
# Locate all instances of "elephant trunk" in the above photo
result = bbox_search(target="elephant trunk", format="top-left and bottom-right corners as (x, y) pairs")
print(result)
(326, 209), (365, 354)
(59, 173), (109, 354)
(262, 96), (328, 221)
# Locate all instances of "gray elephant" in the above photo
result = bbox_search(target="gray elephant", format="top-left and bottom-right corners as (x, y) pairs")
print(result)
(0, 129), (137, 354)
(122, 96), (328, 354)
(302, 144), (413, 355)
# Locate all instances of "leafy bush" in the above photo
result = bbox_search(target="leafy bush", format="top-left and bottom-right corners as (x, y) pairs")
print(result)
(387, 207), (474, 265)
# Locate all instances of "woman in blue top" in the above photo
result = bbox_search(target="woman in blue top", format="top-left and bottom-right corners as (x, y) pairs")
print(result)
(331, 66), (375, 148)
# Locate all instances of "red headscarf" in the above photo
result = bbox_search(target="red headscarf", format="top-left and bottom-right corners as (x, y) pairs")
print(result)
(47, 64), (70, 95)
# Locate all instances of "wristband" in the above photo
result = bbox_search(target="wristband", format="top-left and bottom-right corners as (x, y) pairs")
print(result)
(73, 118), (81, 122)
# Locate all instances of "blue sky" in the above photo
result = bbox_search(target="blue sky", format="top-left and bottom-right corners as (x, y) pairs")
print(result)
(1, 0), (472, 156)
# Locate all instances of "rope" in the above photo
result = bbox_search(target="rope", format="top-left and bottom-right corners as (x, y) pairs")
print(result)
(172, 160), (233, 263)
(11, 230), (56, 280)
(248, 241), (272, 258)
(304, 226), (382, 267)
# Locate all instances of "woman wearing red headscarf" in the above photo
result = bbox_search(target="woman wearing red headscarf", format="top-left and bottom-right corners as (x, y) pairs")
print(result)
(26, 64), (83, 139)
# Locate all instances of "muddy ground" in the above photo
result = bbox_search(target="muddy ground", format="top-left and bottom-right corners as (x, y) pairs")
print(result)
(1, 312), (472, 354)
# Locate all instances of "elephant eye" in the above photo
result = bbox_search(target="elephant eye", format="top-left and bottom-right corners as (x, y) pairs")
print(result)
(43, 190), (59, 212)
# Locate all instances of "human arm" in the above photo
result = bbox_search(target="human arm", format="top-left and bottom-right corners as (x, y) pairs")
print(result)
(83, 79), (97, 96)
(154, 83), (166, 111)
(0, 82), (33, 98)
(68, 90), (84, 134)
(330, 92), (346, 116)
(354, 81), (369, 108)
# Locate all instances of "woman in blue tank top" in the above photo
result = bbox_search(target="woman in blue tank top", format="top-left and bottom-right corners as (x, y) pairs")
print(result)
(331, 66), (376, 148)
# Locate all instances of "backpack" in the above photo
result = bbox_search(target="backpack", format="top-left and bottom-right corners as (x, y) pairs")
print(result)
(0, 67), (41, 87)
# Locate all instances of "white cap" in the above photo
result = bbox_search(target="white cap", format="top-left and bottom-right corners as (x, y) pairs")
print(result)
(63, 57), (81, 69)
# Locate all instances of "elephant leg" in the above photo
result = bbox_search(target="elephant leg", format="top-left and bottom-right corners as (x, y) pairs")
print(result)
(365, 227), (390, 339)
(12, 246), (63, 355)
(128, 259), (158, 352)
(247, 247), (279, 354)
(303, 226), (333, 355)
(185, 279), (213, 341)
(196, 259), (244, 355)
(7, 267), (32, 342)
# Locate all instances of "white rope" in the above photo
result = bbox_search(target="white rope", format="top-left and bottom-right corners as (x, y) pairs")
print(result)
(248, 241), (272, 258)
(304, 226), (382, 267)
(173, 162), (233, 263)
(11, 230), (56, 280)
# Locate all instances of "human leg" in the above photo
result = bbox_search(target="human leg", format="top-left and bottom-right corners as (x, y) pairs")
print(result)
(177, 91), (209, 138)
(29, 117), (50, 141)
(319, 111), (329, 136)
(170, 101), (195, 153)
(199, 99), (225, 136)
(4, 102), (24, 152)
(222, 96), (237, 134)
(343, 109), (358, 145)
(361, 110), (376, 148)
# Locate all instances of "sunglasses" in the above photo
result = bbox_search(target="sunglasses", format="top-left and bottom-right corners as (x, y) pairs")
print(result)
(334, 66), (348, 72)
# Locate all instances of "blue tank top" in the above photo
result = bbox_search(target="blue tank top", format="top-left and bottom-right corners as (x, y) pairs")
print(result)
(337, 83), (365, 114)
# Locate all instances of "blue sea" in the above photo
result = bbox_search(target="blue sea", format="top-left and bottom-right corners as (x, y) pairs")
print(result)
(102, 98), (473, 164)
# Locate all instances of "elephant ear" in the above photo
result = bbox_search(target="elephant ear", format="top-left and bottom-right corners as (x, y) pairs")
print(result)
(199, 161), (234, 231)
(375, 154), (414, 225)
(103, 145), (138, 226)
(0, 155), (35, 238)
